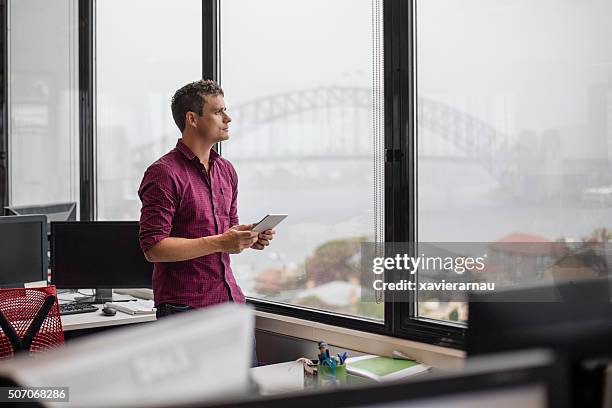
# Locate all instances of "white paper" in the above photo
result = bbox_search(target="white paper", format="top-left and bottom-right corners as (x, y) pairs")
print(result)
(250, 361), (304, 395)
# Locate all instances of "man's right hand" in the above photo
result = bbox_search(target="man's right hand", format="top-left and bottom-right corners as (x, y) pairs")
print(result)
(219, 224), (258, 254)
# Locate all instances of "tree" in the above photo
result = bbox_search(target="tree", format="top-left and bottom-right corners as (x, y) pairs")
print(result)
(304, 236), (367, 285)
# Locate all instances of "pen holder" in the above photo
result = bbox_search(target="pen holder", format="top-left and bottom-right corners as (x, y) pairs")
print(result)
(317, 361), (347, 387)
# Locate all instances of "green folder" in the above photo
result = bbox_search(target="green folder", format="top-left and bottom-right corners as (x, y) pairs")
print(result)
(346, 355), (429, 382)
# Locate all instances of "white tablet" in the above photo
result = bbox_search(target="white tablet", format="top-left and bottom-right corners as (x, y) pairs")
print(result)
(252, 214), (288, 233)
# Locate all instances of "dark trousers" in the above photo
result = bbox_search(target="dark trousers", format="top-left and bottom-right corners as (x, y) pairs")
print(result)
(156, 303), (258, 367)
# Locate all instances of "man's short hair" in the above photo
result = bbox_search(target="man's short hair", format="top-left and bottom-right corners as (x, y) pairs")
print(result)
(171, 79), (224, 132)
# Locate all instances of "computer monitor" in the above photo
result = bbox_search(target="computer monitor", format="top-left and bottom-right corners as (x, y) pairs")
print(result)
(466, 278), (612, 359)
(0, 215), (47, 287)
(51, 221), (153, 303)
(200, 349), (567, 408)
(5, 202), (76, 231)
(467, 278), (612, 408)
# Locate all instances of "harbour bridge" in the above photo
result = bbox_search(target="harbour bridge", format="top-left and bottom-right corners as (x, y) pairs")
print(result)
(133, 86), (516, 182)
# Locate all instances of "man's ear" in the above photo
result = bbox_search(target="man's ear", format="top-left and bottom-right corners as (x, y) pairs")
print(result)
(185, 111), (197, 128)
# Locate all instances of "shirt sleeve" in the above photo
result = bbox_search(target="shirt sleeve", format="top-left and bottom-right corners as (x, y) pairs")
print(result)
(138, 163), (179, 253)
(228, 162), (239, 228)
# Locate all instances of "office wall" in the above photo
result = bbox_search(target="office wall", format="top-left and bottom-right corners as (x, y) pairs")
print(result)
(256, 329), (364, 365)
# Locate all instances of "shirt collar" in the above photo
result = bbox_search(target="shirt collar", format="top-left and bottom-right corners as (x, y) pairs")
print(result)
(176, 139), (220, 163)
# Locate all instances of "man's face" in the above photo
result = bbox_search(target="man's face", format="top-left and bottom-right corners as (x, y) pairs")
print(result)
(192, 94), (231, 143)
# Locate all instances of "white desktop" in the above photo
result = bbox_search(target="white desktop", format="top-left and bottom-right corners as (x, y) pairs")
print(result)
(57, 289), (156, 331)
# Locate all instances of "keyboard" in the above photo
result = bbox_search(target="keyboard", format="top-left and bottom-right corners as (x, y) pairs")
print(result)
(59, 303), (99, 316)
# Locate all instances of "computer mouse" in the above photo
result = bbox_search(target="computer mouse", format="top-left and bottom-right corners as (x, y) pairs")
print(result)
(102, 306), (116, 316)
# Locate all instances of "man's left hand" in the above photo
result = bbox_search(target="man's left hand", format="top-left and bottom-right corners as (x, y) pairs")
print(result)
(251, 229), (275, 250)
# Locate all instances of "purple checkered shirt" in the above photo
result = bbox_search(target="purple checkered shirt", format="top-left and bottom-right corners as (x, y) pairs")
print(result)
(138, 139), (245, 308)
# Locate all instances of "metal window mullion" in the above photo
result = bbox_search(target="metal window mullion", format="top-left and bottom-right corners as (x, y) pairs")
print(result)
(0, 0), (8, 209)
(79, 0), (95, 221)
(202, 0), (218, 82)
(383, 0), (413, 334)
(203, 0), (220, 154)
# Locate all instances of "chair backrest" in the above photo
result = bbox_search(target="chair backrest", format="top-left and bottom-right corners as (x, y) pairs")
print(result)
(0, 286), (64, 359)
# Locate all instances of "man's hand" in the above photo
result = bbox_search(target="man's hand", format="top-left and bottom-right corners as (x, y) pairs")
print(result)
(251, 229), (276, 250)
(219, 224), (258, 254)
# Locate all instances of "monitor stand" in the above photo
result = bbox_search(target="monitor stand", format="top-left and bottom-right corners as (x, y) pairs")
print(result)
(75, 288), (114, 304)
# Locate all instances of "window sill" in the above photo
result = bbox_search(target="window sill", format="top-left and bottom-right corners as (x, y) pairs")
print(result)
(255, 310), (465, 369)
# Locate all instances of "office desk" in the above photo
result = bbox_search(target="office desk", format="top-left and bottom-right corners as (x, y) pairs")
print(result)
(58, 290), (156, 335)
(61, 304), (156, 332)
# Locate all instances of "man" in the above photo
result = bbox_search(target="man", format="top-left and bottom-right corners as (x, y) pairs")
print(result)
(138, 79), (274, 324)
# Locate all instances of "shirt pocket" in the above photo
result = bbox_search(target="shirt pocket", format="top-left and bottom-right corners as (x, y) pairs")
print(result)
(217, 180), (233, 218)
(175, 181), (216, 236)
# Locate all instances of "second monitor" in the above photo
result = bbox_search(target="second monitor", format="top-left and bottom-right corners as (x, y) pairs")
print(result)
(5, 202), (76, 232)
(51, 221), (153, 303)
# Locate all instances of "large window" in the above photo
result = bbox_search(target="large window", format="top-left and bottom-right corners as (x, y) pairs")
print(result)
(416, 0), (612, 323)
(95, 0), (202, 220)
(219, 0), (384, 320)
(8, 0), (79, 208)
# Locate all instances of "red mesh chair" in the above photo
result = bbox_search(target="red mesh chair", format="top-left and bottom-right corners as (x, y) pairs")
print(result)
(0, 286), (64, 359)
